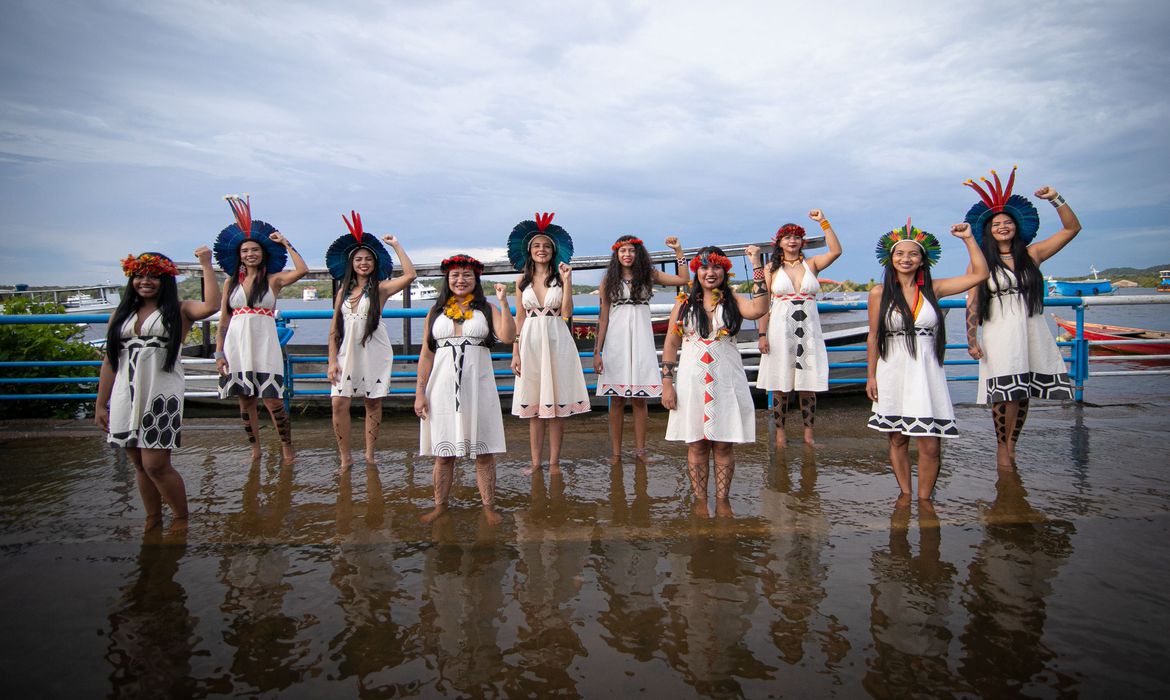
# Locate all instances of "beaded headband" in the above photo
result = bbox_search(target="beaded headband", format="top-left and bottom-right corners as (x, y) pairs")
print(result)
(121, 253), (179, 278)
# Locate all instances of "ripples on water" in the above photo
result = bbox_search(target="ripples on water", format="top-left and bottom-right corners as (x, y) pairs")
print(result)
(2, 400), (1169, 698)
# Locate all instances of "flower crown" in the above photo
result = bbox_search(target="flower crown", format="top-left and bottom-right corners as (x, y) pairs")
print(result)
(689, 252), (733, 273)
(441, 254), (485, 273)
(122, 253), (179, 278)
(874, 219), (941, 267)
(612, 237), (644, 251)
(774, 223), (805, 240)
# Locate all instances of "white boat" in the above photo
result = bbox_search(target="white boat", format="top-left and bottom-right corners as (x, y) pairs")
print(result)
(390, 280), (439, 302)
(302, 287), (318, 301)
(62, 290), (119, 313)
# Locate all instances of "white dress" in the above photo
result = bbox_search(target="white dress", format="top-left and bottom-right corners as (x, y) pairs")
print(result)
(511, 284), (590, 419)
(756, 261), (829, 393)
(976, 269), (1073, 404)
(666, 304), (756, 444)
(331, 292), (394, 399)
(219, 285), (285, 399)
(420, 310), (506, 457)
(597, 279), (662, 398)
(108, 311), (184, 449)
(867, 302), (958, 437)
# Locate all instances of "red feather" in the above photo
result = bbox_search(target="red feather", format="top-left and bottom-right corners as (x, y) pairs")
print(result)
(1003, 166), (1017, 199)
(964, 180), (995, 209)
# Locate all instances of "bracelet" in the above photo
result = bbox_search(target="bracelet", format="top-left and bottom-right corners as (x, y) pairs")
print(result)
(676, 257), (686, 267)
(661, 360), (678, 380)
(1050, 193), (1068, 208)
(214, 351), (226, 360)
(752, 267), (765, 281)
(819, 219), (832, 231)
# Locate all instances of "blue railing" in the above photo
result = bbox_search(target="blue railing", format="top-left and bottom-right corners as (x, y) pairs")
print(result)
(2, 296), (1162, 404)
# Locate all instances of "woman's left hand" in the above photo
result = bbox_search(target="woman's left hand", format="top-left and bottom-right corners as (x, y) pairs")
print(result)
(194, 245), (212, 264)
(559, 262), (573, 281)
(745, 244), (761, 261)
(381, 234), (398, 246)
(494, 283), (508, 301)
(665, 235), (682, 253)
(1034, 186), (1057, 201)
(808, 209), (825, 222)
(950, 223), (973, 240)
(269, 231), (289, 246)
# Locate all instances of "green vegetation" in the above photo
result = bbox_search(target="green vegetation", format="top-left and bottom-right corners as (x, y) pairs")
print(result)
(1050, 263), (1170, 288)
(0, 298), (102, 418)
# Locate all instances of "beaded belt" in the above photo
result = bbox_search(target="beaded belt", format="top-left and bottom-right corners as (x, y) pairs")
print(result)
(990, 288), (1020, 298)
(526, 308), (559, 317)
(611, 299), (649, 307)
(774, 293), (815, 301)
(885, 328), (935, 337)
(232, 307), (276, 317)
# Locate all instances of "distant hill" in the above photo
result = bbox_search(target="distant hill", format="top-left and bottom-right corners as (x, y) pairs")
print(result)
(1051, 263), (1170, 288)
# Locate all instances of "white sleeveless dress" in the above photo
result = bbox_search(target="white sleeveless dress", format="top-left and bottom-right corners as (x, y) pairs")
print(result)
(976, 269), (1073, 404)
(332, 292), (394, 399)
(597, 279), (662, 398)
(108, 311), (184, 449)
(665, 304), (756, 444)
(420, 310), (506, 457)
(756, 261), (829, 393)
(511, 284), (590, 419)
(867, 302), (958, 437)
(219, 285), (285, 399)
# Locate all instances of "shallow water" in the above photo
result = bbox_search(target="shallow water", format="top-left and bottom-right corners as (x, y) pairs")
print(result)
(2, 397), (1169, 698)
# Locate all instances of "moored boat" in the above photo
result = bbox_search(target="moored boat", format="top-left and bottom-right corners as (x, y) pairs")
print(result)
(1157, 270), (1170, 293)
(1052, 314), (1170, 355)
(1047, 267), (1113, 297)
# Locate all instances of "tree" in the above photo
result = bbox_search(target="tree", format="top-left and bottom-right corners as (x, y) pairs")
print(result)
(0, 298), (102, 418)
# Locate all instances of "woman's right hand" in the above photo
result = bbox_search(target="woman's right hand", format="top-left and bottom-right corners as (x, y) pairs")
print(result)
(216, 357), (229, 376)
(593, 353), (603, 374)
(510, 354), (521, 376)
(327, 362), (341, 384)
(865, 377), (878, 402)
(758, 336), (770, 355)
(95, 405), (109, 432)
(414, 394), (429, 420)
(968, 342), (984, 360)
(662, 384), (677, 410)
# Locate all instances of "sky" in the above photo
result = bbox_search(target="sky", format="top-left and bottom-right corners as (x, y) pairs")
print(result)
(2, 0), (1169, 286)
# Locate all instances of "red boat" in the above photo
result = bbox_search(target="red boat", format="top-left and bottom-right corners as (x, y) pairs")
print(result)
(1052, 314), (1170, 355)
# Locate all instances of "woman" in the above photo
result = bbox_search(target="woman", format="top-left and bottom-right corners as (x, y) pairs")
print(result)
(754, 209), (843, 447)
(865, 220), (989, 500)
(95, 248), (220, 530)
(325, 211), (417, 471)
(963, 167), (1079, 469)
(594, 234), (690, 463)
(662, 245), (768, 517)
(508, 212), (590, 475)
(213, 195), (308, 463)
(415, 255), (515, 524)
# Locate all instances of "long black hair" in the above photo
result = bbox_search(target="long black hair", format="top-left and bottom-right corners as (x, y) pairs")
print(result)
(105, 258), (183, 373)
(426, 263), (497, 351)
(331, 246), (383, 347)
(602, 235), (653, 303)
(679, 246), (742, 338)
(976, 216), (1044, 322)
(225, 240), (271, 309)
(518, 237), (561, 292)
(875, 261), (946, 362)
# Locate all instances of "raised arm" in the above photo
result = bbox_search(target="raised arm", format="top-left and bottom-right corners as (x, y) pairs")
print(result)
(650, 236), (691, 286)
(593, 274), (611, 375)
(933, 223), (990, 298)
(378, 235), (418, 301)
(736, 244), (769, 320)
(181, 246), (221, 325)
(659, 300), (685, 410)
(492, 282), (515, 344)
(865, 286), (883, 402)
(1027, 186), (1082, 264)
(806, 209), (842, 273)
(269, 231), (309, 292)
(558, 262), (574, 319)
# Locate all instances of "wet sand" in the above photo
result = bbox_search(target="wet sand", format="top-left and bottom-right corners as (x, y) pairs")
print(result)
(1, 397), (1168, 697)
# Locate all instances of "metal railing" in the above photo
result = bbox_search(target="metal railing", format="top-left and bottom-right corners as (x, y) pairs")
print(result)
(4, 296), (1168, 404)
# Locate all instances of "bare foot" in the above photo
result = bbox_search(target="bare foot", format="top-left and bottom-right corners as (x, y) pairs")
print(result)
(250, 446), (262, 462)
(482, 508), (503, 526)
(522, 463), (540, 476)
(609, 453), (622, 466)
(996, 443), (1015, 471)
(282, 444), (296, 465)
(715, 498), (734, 518)
(802, 437), (823, 449)
(365, 452), (376, 466)
(143, 514), (164, 532)
(774, 435), (788, 449)
(548, 462), (562, 475)
(166, 516), (189, 538)
(419, 505), (448, 524)
(634, 449), (663, 463)
(338, 461), (353, 475)
(692, 500), (711, 518)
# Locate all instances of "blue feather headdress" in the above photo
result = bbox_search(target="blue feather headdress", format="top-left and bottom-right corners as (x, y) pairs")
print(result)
(213, 194), (287, 276)
(324, 211), (394, 281)
(963, 166), (1040, 247)
(507, 212), (574, 271)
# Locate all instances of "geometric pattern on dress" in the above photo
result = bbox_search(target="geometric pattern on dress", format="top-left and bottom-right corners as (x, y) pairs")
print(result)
(867, 412), (959, 437)
(138, 394), (183, 448)
(598, 383), (662, 398)
(515, 400), (591, 419)
(437, 338), (485, 412)
(789, 300), (808, 370)
(432, 439), (494, 458)
(697, 338), (719, 440)
(986, 372), (1073, 403)
(219, 370), (285, 398)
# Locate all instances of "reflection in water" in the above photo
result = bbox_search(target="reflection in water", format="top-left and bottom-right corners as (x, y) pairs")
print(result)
(218, 462), (311, 692)
(106, 531), (201, 697)
(959, 471), (1078, 696)
(758, 447), (850, 669)
(864, 497), (961, 696)
(662, 530), (773, 698)
(508, 470), (593, 696)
